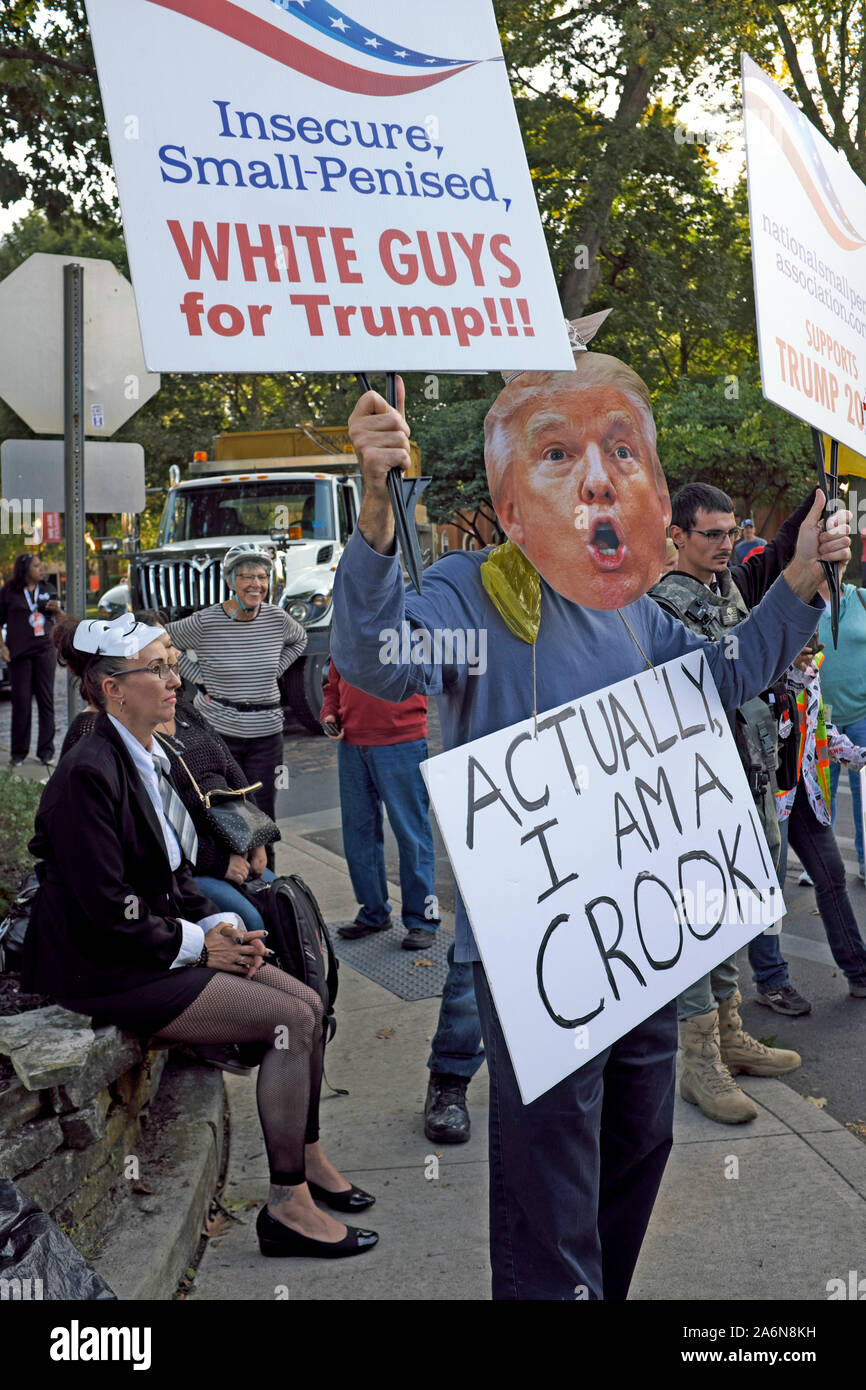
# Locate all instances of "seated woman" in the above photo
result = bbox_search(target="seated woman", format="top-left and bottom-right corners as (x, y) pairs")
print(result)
(61, 615), (276, 936)
(21, 612), (377, 1259)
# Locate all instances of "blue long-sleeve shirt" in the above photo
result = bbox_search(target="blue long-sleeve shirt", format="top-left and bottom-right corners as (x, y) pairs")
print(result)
(332, 531), (824, 961)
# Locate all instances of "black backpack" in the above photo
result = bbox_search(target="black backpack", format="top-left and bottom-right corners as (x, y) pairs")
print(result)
(243, 875), (339, 1041)
(0, 871), (39, 974)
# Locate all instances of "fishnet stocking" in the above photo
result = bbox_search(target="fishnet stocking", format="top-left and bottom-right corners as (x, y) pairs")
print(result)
(156, 965), (324, 1184)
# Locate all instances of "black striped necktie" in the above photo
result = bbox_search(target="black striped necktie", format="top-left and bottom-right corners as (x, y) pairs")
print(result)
(153, 756), (199, 866)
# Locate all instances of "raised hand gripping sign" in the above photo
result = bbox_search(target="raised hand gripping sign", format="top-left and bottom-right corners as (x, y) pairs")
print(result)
(422, 651), (784, 1104)
(84, 0), (573, 374)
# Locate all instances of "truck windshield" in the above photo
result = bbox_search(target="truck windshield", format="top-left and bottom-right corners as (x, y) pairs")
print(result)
(157, 480), (335, 545)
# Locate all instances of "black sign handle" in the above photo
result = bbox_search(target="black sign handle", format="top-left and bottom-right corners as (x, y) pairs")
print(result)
(355, 371), (426, 594)
(811, 426), (841, 648)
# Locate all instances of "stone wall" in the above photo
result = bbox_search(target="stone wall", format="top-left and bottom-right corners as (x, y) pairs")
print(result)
(0, 1005), (169, 1257)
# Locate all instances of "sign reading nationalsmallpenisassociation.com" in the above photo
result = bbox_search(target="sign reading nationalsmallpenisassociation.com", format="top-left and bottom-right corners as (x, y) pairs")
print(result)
(84, 0), (575, 374)
(743, 53), (866, 457)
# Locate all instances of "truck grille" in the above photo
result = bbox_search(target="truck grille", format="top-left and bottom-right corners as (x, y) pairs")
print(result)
(134, 558), (230, 617)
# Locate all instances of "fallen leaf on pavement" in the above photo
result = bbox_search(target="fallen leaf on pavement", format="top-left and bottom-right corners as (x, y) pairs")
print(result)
(805, 1095), (828, 1108)
(413, 958), (433, 967)
(375, 1027), (395, 1039)
(203, 1210), (234, 1239)
(132, 1181), (154, 1195)
(222, 1197), (259, 1212)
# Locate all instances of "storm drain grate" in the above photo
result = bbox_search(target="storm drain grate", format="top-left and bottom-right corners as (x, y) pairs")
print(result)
(328, 920), (451, 1001)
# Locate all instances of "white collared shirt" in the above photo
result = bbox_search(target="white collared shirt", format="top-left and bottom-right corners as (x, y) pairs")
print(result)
(107, 715), (240, 966)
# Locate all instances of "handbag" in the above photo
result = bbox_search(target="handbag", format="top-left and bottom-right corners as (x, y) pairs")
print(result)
(153, 734), (280, 854)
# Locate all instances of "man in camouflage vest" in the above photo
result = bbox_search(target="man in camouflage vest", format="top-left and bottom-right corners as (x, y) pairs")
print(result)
(649, 483), (812, 1124)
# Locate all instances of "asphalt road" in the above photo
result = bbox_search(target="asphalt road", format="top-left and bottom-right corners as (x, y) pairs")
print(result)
(4, 673), (866, 1140)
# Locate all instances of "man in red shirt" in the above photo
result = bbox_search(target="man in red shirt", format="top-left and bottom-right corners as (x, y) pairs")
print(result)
(321, 659), (484, 1142)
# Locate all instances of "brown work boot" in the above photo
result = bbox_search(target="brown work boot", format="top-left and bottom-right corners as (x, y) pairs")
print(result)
(718, 990), (801, 1076)
(679, 1010), (759, 1124)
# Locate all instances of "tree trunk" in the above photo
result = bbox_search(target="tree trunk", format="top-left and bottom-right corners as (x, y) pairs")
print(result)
(558, 58), (658, 317)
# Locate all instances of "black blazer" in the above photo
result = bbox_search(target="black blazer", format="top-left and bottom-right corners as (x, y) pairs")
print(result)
(21, 714), (218, 1001)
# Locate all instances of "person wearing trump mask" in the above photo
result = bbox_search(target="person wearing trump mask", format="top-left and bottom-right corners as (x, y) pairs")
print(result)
(329, 314), (848, 1300)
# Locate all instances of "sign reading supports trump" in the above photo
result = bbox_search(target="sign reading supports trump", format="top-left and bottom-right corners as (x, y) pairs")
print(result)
(84, 0), (574, 375)
(743, 54), (866, 457)
(422, 651), (784, 1104)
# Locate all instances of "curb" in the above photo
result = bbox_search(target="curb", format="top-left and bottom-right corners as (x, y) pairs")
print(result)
(90, 1057), (225, 1301)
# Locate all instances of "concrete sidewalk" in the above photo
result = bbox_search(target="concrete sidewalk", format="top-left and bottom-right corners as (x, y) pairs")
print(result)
(188, 823), (866, 1302)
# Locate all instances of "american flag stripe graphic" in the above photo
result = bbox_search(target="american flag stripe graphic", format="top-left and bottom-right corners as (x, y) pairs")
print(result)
(745, 67), (866, 252)
(267, 0), (470, 69)
(146, 0), (485, 96)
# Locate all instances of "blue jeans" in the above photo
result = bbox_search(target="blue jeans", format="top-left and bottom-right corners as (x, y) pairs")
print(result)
(195, 869), (275, 934)
(752, 783), (866, 988)
(829, 713), (866, 869)
(338, 739), (439, 934)
(474, 963), (677, 1300)
(748, 818), (790, 991)
(427, 939), (485, 1079)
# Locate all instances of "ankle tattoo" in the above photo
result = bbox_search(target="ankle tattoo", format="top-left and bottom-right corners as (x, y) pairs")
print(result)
(268, 1185), (295, 1206)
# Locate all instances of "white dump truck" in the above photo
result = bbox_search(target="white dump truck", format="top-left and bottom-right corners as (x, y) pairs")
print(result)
(116, 424), (427, 731)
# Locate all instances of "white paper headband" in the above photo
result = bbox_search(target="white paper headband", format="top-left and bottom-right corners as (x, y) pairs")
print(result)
(73, 614), (166, 658)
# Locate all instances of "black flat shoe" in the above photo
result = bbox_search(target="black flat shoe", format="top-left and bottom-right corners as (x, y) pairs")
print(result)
(307, 1180), (376, 1212)
(256, 1205), (378, 1259)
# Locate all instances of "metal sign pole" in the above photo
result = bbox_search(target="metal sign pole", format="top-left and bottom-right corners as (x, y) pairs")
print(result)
(64, 263), (87, 721)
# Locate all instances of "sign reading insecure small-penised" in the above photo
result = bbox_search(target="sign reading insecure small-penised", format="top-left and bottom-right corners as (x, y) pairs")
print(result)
(84, 0), (573, 374)
(422, 651), (784, 1104)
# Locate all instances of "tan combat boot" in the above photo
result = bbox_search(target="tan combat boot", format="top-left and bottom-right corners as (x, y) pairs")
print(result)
(718, 990), (801, 1076)
(679, 1010), (759, 1124)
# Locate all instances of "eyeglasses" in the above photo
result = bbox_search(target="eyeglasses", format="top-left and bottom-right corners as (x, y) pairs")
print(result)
(687, 528), (742, 543)
(115, 660), (179, 681)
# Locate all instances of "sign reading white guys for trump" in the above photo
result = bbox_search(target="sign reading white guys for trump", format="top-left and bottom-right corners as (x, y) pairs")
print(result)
(422, 651), (784, 1105)
(84, 0), (574, 375)
(743, 54), (866, 457)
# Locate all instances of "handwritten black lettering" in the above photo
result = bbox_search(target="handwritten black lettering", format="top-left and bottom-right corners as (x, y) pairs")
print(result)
(633, 871), (684, 969)
(613, 791), (653, 868)
(505, 731), (550, 813)
(662, 666), (705, 741)
(634, 766), (683, 849)
(694, 752), (734, 829)
(465, 755), (522, 850)
(536, 913), (604, 1028)
(609, 694), (654, 771)
(633, 679), (677, 754)
(584, 895), (646, 999)
(580, 699), (619, 775)
(520, 819), (580, 903)
(681, 655), (724, 737)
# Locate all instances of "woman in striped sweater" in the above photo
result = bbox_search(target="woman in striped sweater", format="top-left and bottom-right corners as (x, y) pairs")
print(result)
(167, 546), (307, 867)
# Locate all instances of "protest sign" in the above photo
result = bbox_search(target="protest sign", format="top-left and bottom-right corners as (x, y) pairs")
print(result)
(742, 54), (866, 457)
(422, 650), (783, 1104)
(84, 0), (574, 375)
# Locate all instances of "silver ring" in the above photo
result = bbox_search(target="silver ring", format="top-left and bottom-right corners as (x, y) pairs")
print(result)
(235, 935), (245, 945)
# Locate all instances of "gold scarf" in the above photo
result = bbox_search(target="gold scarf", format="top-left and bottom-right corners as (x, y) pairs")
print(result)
(480, 540), (541, 645)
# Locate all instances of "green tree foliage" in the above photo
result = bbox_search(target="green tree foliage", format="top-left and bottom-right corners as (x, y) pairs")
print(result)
(654, 370), (816, 524)
(0, 1), (855, 543)
(411, 383), (504, 545)
(0, 1), (111, 222)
